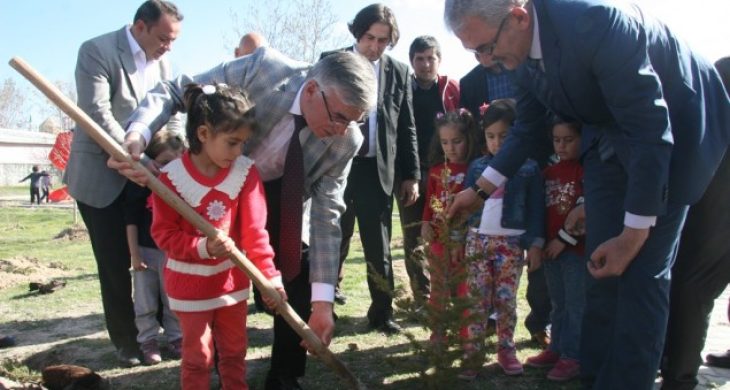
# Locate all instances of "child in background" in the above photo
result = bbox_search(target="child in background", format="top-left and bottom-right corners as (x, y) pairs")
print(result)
(39, 172), (51, 203)
(19, 165), (48, 205)
(461, 99), (545, 379)
(123, 129), (185, 365)
(421, 110), (477, 347)
(151, 83), (286, 390)
(525, 119), (585, 381)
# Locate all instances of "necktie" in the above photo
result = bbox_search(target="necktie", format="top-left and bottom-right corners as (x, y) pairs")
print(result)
(358, 117), (370, 156)
(278, 115), (306, 281)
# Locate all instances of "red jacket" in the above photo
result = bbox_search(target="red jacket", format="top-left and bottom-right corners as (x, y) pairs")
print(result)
(437, 75), (460, 113)
(152, 152), (280, 312)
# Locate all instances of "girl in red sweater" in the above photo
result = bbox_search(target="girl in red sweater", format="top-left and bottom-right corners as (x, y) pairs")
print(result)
(151, 83), (285, 390)
(421, 110), (477, 349)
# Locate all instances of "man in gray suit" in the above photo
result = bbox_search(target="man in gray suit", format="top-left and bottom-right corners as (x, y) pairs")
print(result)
(63, 0), (182, 367)
(116, 47), (376, 389)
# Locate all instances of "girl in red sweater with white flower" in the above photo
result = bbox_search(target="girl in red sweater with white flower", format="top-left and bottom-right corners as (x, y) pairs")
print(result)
(151, 83), (285, 390)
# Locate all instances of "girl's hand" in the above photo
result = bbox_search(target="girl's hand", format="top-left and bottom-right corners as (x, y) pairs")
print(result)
(131, 256), (147, 271)
(421, 222), (435, 243)
(262, 286), (288, 311)
(206, 233), (236, 258)
(544, 238), (566, 260)
(526, 246), (543, 272)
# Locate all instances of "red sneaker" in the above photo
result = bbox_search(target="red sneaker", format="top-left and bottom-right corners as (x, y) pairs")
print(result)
(497, 349), (523, 376)
(547, 358), (580, 381)
(525, 349), (560, 368)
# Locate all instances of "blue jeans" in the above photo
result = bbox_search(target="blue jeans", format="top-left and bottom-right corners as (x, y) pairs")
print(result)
(131, 246), (181, 344)
(544, 250), (586, 360)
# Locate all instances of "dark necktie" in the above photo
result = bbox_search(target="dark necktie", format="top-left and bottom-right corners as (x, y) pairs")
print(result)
(358, 117), (370, 156)
(278, 115), (306, 281)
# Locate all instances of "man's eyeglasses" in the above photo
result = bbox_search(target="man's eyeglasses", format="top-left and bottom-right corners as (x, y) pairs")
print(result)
(467, 14), (509, 56)
(321, 90), (365, 126)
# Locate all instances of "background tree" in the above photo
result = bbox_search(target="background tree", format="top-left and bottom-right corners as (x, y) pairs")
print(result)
(229, 0), (351, 63)
(0, 78), (29, 129)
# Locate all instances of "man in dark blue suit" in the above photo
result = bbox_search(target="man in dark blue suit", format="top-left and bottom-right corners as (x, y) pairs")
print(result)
(444, 0), (730, 388)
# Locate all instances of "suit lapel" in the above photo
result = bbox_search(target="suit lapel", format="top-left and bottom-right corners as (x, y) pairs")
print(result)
(117, 27), (144, 104)
(533, 0), (579, 119)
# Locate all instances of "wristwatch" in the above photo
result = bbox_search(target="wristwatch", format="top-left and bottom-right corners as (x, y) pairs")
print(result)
(470, 183), (489, 200)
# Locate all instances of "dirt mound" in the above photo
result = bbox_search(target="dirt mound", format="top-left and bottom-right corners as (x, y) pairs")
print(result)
(54, 225), (88, 241)
(0, 257), (71, 290)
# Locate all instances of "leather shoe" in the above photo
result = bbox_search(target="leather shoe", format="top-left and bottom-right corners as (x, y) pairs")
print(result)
(706, 350), (730, 369)
(334, 288), (347, 305)
(265, 374), (304, 390)
(117, 346), (141, 368)
(369, 319), (402, 335)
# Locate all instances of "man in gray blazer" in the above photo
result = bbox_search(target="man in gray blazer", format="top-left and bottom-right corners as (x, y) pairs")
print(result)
(117, 47), (376, 389)
(63, 0), (182, 367)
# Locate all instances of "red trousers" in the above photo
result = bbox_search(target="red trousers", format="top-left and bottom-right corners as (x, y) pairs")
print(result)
(174, 301), (248, 390)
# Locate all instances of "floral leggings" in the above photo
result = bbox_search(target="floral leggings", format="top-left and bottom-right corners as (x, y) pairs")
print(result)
(464, 230), (524, 355)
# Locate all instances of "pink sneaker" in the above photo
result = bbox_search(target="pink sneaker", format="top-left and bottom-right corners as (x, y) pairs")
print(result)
(497, 349), (523, 376)
(547, 358), (580, 381)
(525, 349), (560, 368)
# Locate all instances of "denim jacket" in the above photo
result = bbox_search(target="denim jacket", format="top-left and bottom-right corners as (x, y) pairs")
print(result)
(465, 155), (545, 250)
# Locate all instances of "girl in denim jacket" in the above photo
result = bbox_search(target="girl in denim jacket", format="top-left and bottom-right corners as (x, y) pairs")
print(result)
(461, 99), (545, 379)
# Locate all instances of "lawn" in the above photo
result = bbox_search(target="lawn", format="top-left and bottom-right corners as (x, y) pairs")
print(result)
(0, 204), (580, 390)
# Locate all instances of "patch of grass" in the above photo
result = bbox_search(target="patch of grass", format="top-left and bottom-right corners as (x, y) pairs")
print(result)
(0, 206), (580, 389)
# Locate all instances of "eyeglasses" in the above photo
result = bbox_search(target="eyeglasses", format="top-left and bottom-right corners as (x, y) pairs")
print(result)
(467, 14), (509, 56)
(320, 90), (365, 127)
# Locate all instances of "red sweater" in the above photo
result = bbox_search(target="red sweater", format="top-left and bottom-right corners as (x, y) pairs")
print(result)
(544, 159), (584, 254)
(151, 152), (280, 312)
(422, 162), (469, 224)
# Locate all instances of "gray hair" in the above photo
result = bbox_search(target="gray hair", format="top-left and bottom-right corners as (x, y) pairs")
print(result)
(308, 52), (377, 113)
(444, 0), (526, 33)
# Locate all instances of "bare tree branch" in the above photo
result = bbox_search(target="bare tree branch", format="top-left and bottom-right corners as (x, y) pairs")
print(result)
(0, 78), (29, 129)
(229, 0), (351, 63)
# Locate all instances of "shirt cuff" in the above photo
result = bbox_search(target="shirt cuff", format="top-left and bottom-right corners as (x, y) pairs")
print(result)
(624, 212), (657, 229)
(196, 237), (210, 259)
(127, 121), (152, 145)
(481, 166), (507, 187)
(311, 282), (335, 303)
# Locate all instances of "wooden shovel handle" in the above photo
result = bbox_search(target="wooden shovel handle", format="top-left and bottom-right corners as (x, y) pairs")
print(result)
(9, 56), (365, 389)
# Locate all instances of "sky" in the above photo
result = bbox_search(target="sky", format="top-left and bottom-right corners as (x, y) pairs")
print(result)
(1, 0), (728, 129)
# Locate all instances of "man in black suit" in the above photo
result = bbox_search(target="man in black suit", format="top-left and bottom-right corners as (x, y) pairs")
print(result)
(321, 3), (420, 334)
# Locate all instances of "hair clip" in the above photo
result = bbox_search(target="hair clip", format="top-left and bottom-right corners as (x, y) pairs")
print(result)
(202, 85), (216, 95)
(458, 107), (470, 116)
(435, 112), (445, 119)
(479, 102), (490, 116)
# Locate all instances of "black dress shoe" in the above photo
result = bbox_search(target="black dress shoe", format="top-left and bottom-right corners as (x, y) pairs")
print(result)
(369, 319), (402, 335)
(265, 374), (304, 390)
(706, 350), (730, 369)
(0, 335), (16, 348)
(117, 346), (141, 368)
(334, 289), (347, 305)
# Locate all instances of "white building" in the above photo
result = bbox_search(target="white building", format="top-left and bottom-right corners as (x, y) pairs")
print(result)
(0, 128), (58, 186)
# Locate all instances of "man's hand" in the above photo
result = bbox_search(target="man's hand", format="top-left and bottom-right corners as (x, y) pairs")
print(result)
(399, 179), (419, 207)
(565, 204), (586, 236)
(420, 222), (435, 243)
(446, 188), (479, 220)
(588, 226), (650, 278)
(302, 301), (335, 353)
(108, 131), (149, 186)
(526, 246), (543, 272)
